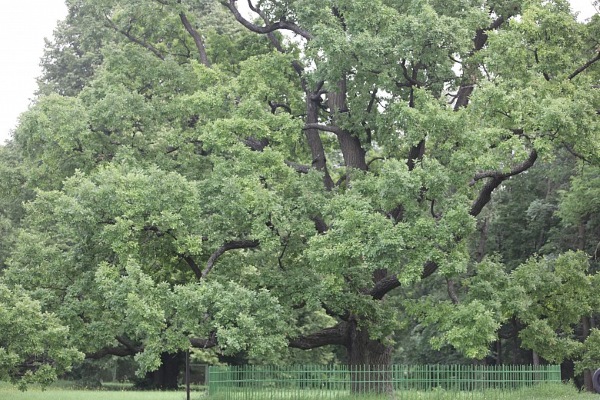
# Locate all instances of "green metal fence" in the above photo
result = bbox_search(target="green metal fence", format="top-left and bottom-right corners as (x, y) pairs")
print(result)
(207, 364), (562, 399)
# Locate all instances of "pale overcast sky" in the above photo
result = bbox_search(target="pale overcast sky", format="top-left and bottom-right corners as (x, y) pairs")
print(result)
(0, 0), (597, 144)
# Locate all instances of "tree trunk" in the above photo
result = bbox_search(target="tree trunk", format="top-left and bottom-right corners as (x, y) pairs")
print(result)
(137, 352), (183, 390)
(496, 339), (502, 365)
(532, 350), (539, 366)
(306, 87), (334, 190)
(347, 321), (393, 394)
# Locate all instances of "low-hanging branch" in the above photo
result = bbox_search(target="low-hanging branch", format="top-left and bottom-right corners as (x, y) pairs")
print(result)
(288, 322), (349, 350)
(86, 336), (142, 359)
(87, 334), (218, 359)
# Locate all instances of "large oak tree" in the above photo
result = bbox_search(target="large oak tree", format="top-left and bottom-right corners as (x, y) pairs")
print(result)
(2, 0), (599, 390)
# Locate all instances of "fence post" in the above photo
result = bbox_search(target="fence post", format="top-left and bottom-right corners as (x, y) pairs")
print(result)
(185, 350), (190, 400)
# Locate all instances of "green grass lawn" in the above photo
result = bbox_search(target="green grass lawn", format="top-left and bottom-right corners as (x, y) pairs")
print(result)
(1, 382), (597, 400)
(0, 381), (205, 400)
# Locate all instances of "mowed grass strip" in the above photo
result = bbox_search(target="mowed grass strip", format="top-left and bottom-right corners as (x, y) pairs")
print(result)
(207, 383), (598, 400)
(1, 382), (597, 400)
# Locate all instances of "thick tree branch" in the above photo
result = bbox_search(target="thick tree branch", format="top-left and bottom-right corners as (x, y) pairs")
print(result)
(568, 51), (600, 80)
(203, 239), (260, 279)
(470, 149), (538, 217)
(311, 216), (329, 234)
(268, 101), (292, 114)
(220, 0), (313, 40)
(285, 160), (310, 173)
(562, 142), (593, 163)
(242, 137), (270, 151)
(179, 12), (211, 67)
(246, 1), (283, 51)
(328, 78), (368, 171)
(454, 14), (510, 110)
(288, 322), (349, 349)
(86, 346), (137, 359)
(369, 261), (438, 300)
(303, 123), (343, 135)
(86, 337), (141, 359)
(86, 334), (217, 359)
(244, 0), (305, 79)
(181, 254), (202, 280)
(189, 332), (218, 348)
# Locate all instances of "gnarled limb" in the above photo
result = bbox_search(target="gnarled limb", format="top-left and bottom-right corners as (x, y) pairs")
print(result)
(369, 261), (438, 300)
(288, 322), (349, 349)
(328, 78), (368, 171)
(242, 137), (270, 151)
(470, 149), (538, 217)
(220, 0), (313, 40)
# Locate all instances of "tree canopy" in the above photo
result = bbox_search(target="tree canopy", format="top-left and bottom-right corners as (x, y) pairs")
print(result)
(1, 0), (599, 390)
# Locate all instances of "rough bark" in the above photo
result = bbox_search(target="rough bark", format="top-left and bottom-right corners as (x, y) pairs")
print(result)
(328, 78), (368, 171)
(289, 319), (393, 393)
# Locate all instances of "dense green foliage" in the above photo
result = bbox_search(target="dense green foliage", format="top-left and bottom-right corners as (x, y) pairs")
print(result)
(0, 0), (599, 391)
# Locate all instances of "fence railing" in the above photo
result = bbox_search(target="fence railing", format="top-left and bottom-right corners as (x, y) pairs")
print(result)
(207, 364), (561, 399)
